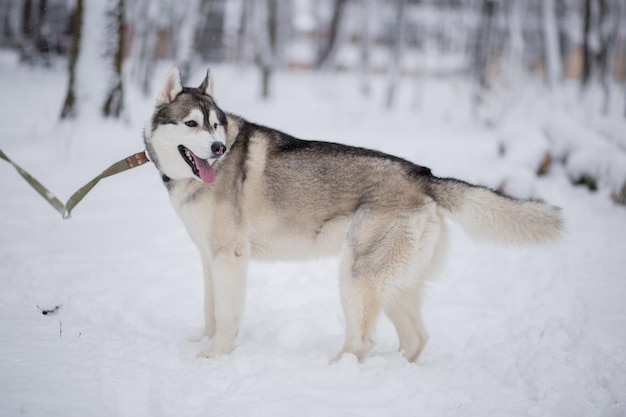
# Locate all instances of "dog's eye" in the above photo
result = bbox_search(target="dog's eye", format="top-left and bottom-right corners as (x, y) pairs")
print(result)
(184, 120), (198, 128)
(213, 123), (218, 129)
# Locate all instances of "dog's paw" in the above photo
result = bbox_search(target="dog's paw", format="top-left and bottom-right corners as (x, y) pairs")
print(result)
(197, 334), (235, 359)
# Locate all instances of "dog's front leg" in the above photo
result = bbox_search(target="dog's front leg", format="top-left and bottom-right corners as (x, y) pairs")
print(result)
(200, 251), (216, 339)
(197, 248), (248, 359)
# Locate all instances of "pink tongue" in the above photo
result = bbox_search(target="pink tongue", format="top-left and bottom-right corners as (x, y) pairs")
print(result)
(192, 154), (216, 184)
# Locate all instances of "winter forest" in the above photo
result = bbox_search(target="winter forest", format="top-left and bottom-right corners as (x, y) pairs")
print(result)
(3, 0), (626, 200)
(1, 1), (626, 416)
(8, 0), (626, 105)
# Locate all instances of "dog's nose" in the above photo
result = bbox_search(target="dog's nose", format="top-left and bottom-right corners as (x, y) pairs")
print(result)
(211, 141), (226, 157)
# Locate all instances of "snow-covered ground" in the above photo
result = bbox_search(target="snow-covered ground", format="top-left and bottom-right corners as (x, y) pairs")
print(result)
(1, 53), (625, 417)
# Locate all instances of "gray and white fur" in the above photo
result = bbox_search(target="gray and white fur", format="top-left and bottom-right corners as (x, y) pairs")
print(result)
(144, 68), (563, 362)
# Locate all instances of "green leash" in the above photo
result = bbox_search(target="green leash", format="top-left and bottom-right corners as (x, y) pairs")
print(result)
(1, 148), (149, 219)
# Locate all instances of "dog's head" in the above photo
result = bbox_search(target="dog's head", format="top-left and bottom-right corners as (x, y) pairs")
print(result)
(144, 67), (228, 184)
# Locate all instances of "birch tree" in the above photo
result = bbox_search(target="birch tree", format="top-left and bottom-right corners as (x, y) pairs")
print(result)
(385, 0), (406, 109)
(60, 0), (126, 120)
(126, 0), (157, 95)
(359, 0), (375, 96)
(505, 0), (525, 83)
(581, 0), (592, 89)
(473, 0), (498, 104)
(102, 0), (125, 118)
(542, 0), (562, 88)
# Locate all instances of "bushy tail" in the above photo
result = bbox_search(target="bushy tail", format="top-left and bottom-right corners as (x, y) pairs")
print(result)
(428, 177), (563, 245)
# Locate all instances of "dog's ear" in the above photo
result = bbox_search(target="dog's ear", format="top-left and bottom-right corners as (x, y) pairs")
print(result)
(157, 67), (183, 106)
(199, 68), (215, 97)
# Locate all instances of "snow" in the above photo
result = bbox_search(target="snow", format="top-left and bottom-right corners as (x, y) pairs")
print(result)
(1, 54), (626, 417)
(545, 110), (626, 193)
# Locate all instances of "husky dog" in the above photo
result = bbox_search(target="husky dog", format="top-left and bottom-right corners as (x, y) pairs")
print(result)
(144, 68), (562, 362)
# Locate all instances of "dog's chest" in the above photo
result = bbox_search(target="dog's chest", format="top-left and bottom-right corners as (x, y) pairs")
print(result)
(166, 180), (216, 245)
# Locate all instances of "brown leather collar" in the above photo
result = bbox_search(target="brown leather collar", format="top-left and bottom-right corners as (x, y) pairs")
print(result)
(126, 151), (150, 168)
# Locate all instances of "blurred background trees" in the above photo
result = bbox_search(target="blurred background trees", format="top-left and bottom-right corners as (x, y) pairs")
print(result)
(1, 0), (625, 117)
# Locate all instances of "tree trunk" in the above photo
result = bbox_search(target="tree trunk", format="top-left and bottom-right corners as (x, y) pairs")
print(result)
(316, 0), (348, 69)
(21, 0), (33, 38)
(194, 0), (226, 62)
(385, 0), (406, 109)
(20, 0), (48, 64)
(173, 0), (200, 81)
(60, 0), (83, 120)
(473, 0), (497, 96)
(597, 0), (622, 114)
(0, 1), (19, 48)
(237, 0), (254, 65)
(260, 0), (277, 99)
(102, 0), (125, 118)
(134, 1), (157, 96)
(359, 0), (374, 96)
(581, 0), (592, 89)
(505, 0), (526, 80)
(542, 0), (562, 88)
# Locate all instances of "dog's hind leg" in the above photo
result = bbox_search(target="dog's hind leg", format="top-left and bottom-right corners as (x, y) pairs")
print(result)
(385, 283), (429, 362)
(332, 255), (384, 363)
(385, 210), (448, 362)
(331, 211), (413, 363)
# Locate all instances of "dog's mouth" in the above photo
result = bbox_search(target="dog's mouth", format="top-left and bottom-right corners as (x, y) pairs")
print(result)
(178, 145), (216, 184)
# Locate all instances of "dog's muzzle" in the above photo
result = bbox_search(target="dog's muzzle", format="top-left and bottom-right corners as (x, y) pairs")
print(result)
(178, 142), (224, 184)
